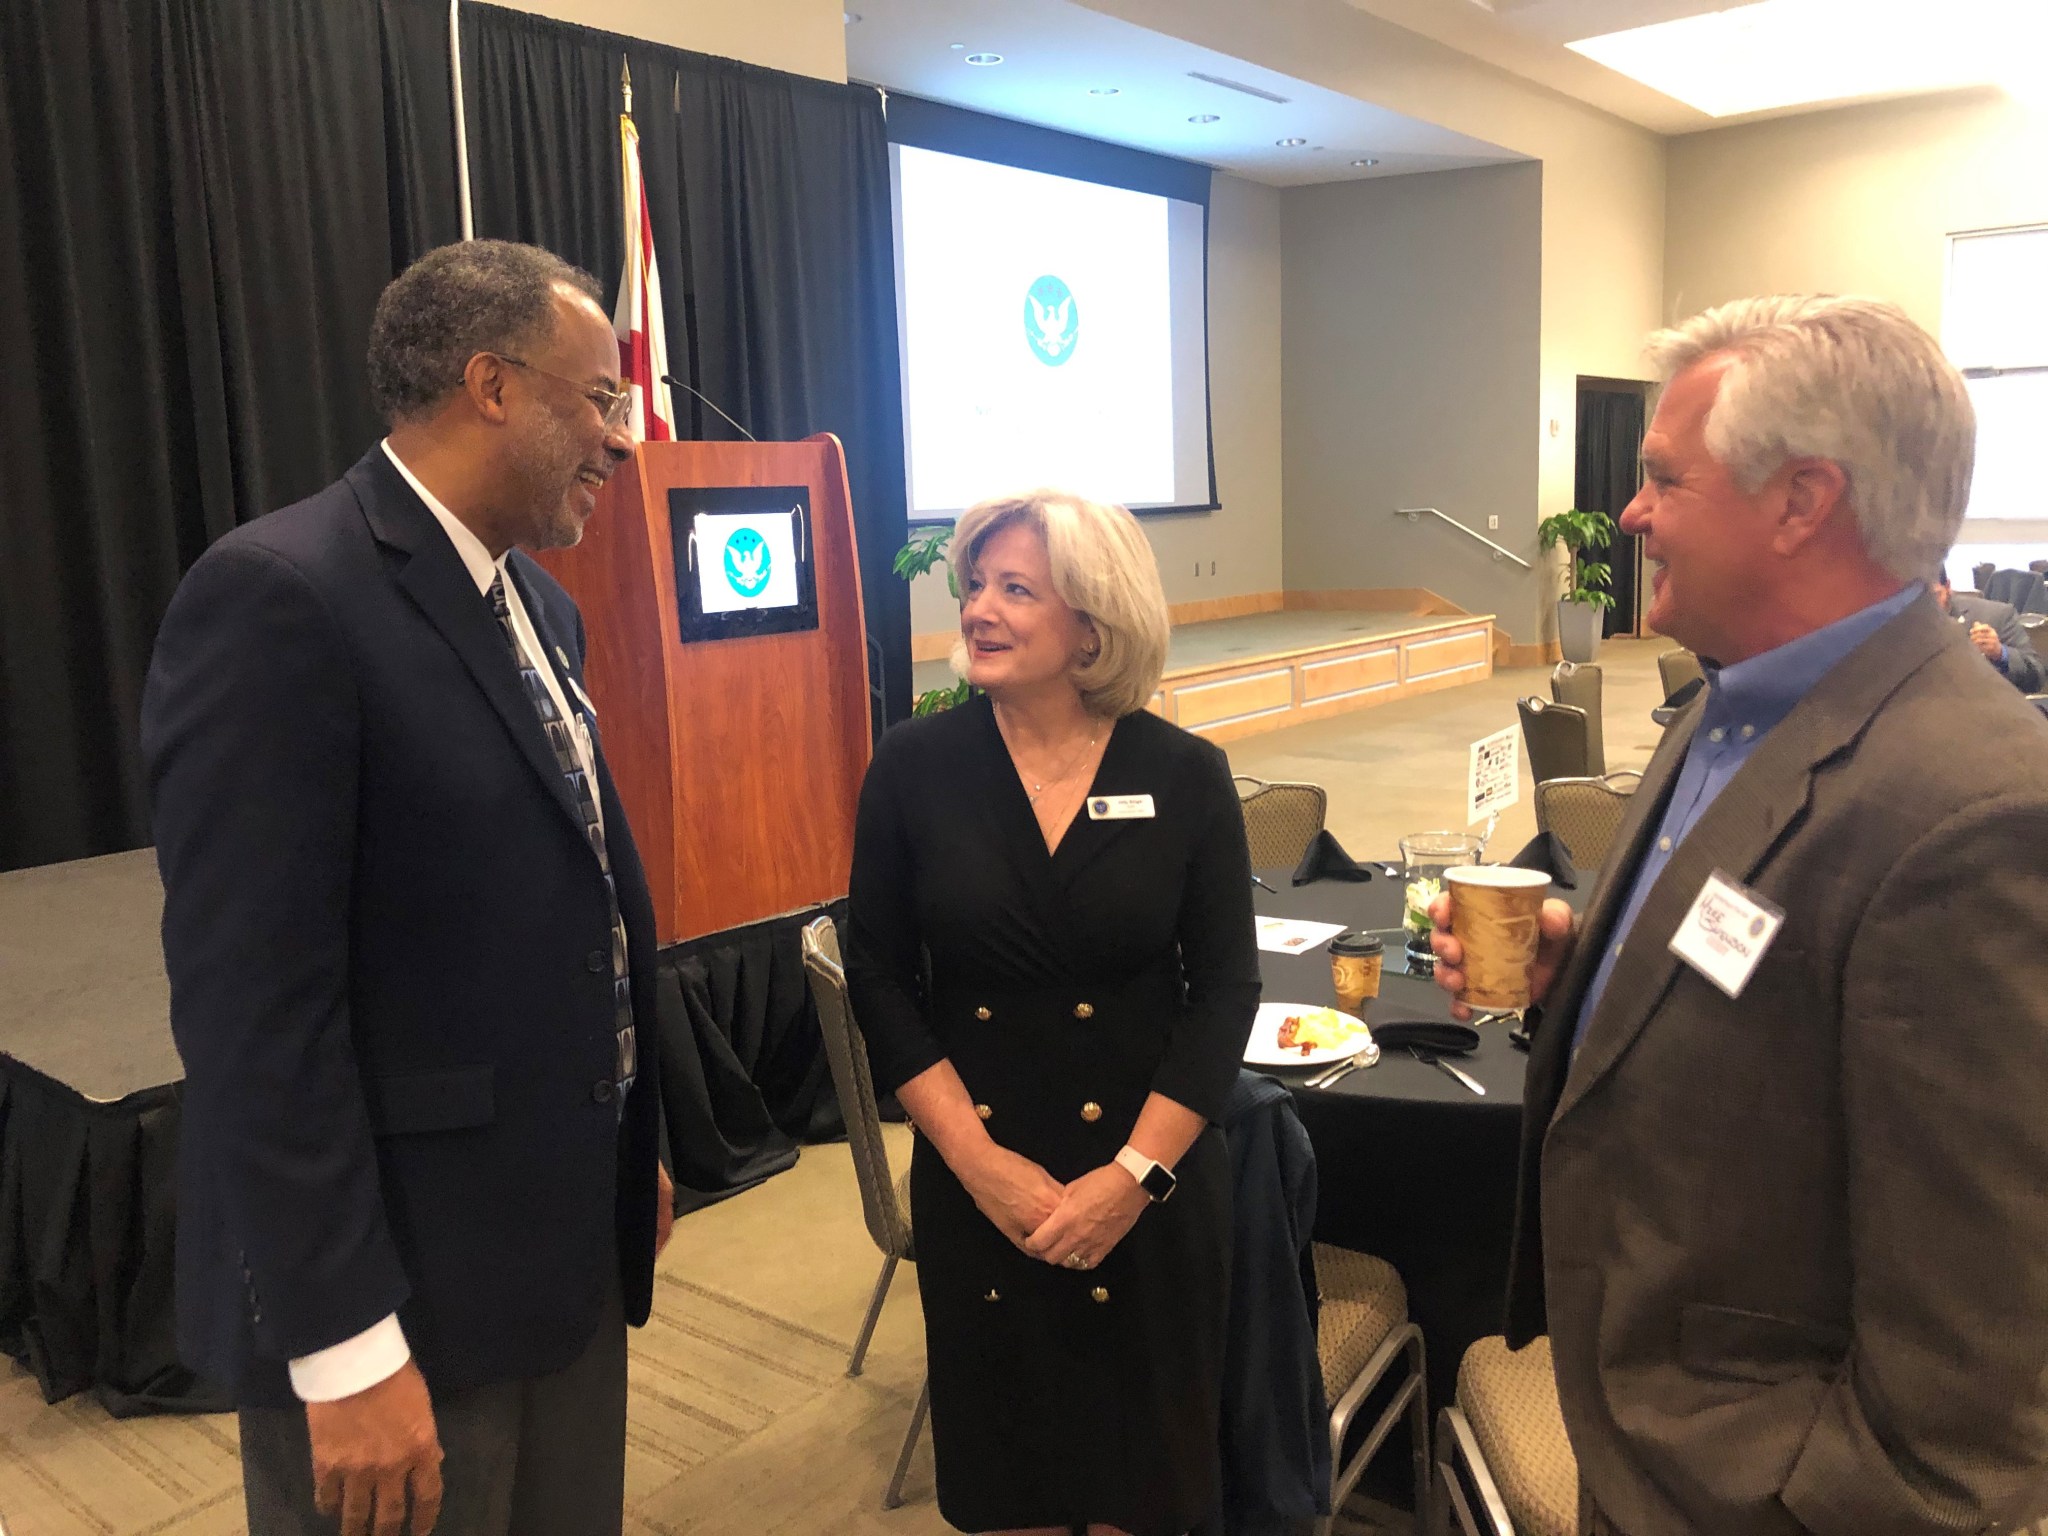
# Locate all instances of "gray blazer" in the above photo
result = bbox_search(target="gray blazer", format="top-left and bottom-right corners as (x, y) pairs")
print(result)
(1508, 596), (2048, 1535)
(1949, 590), (2043, 693)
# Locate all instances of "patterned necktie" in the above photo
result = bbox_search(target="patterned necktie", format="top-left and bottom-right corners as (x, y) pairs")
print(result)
(488, 572), (636, 1115)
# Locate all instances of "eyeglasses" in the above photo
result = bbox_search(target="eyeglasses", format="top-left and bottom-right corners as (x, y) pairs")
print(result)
(494, 354), (632, 430)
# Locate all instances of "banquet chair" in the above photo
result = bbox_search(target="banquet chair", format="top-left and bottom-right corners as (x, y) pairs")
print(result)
(1532, 773), (1641, 871)
(1433, 1336), (1577, 1536)
(1975, 561), (1998, 592)
(2032, 560), (2048, 575)
(1234, 776), (1329, 868)
(1314, 1244), (1430, 1535)
(1985, 569), (2045, 614)
(800, 916), (929, 1510)
(1547, 662), (1605, 777)
(1516, 698), (1591, 786)
(1656, 648), (1705, 700)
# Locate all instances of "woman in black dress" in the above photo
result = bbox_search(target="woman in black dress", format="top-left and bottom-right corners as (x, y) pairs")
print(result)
(846, 490), (1259, 1535)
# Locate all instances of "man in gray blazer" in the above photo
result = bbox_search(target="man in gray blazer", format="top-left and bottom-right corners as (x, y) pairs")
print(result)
(1434, 297), (2048, 1535)
(1933, 571), (2044, 692)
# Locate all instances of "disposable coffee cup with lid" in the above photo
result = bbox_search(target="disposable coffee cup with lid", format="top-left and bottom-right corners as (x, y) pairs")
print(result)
(1329, 931), (1385, 1010)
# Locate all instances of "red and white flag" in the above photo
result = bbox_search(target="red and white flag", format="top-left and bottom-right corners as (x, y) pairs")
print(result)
(614, 111), (674, 442)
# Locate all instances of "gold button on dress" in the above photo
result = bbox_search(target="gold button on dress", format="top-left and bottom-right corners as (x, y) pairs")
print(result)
(1080, 1101), (1103, 1123)
(975, 1103), (993, 1121)
(1091, 1286), (1110, 1304)
(1073, 1002), (1094, 1019)
(975, 1006), (991, 1020)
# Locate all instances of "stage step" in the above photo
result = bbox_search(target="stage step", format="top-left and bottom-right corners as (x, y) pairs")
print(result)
(910, 610), (1495, 745)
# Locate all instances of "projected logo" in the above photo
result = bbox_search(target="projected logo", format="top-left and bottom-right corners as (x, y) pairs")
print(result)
(722, 527), (773, 598)
(1023, 275), (1079, 366)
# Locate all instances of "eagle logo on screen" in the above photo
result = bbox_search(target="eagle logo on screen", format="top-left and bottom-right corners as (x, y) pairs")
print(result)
(722, 527), (773, 598)
(1023, 275), (1079, 367)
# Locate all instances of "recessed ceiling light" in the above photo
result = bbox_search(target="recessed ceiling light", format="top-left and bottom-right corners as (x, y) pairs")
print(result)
(949, 42), (965, 50)
(1568, 0), (2036, 119)
(1188, 113), (1221, 124)
(964, 52), (1003, 66)
(1352, 157), (1380, 168)
(1089, 87), (1121, 97)
(1276, 136), (1308, 147)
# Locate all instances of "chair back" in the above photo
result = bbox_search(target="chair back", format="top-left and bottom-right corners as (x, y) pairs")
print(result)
(1233, 776), (1329, 869)
(1516, 698), (1590, 785)
(1985, 569), (2045, 614)
(1548, 662), (1605, 777)
(801, 916), (912, 1261)
(2031, 560), (2048, 575)
(1533, 773), (1641, 870)
(1974, 561), (1998, 592)
(1657, 648), (1705, 700)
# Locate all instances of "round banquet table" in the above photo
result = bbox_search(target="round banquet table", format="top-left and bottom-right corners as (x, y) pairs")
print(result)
(1251, 867), (1550, 1414)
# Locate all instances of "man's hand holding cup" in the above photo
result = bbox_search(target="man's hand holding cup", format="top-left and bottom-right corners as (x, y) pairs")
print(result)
(1428, 885), (1577, 1020)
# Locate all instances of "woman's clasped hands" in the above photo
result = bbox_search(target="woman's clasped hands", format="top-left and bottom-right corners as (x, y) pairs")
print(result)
(959, 1145), (1147, 1271)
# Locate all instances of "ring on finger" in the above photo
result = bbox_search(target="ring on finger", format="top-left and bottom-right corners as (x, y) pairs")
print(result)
(1065, 1250), (1090, 1270)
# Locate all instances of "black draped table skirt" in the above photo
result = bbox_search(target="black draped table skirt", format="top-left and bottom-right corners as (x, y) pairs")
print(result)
(0, 849), (848, 1414)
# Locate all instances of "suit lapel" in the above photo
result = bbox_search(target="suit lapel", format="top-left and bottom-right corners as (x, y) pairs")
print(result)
(347, 451), (589, 844)
(1553, 599), (1952, 1123)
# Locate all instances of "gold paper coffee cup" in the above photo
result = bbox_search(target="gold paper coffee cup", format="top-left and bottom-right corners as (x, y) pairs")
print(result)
(1329, 931), (1384, 1012)
(1444, 865), (1551, 1012)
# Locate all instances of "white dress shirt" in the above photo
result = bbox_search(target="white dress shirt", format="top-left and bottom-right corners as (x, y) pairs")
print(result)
(286, 442), (602, 1402)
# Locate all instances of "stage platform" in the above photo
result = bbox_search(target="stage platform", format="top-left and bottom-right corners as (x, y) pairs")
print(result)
(913, 607), (1496, 743)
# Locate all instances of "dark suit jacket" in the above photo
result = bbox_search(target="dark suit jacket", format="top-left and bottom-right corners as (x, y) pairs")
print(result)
(142, 446), (663, 1408)
(1949, 590), (2043, 692)
(1508, 596), (2048, 1535)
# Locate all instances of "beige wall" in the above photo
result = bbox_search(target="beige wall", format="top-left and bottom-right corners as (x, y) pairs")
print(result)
(1078, 0), (1667, 640)
(1666, 89), (2048, 333)
(491, 0), (848, 82)
(1279, 162), (1545, 635)
(909, 171), (1286, 634)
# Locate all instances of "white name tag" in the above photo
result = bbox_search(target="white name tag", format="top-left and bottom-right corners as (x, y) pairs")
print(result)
(1668, 870), (1784, 998)
(1087, 794), (1155, 821)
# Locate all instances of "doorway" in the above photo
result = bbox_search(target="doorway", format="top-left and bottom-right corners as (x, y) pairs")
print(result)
(1575, 376), (1653, 636)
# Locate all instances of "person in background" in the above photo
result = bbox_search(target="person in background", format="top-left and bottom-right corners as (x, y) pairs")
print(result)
(845, 489), (1259, 1536)
(1932, 570), (2043, 691)
(1432, 295), (2048, 1535)
(144, 240), (673, 1536)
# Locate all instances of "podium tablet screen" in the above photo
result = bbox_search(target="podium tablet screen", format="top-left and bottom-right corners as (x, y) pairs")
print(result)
(670, 486), (819, 643)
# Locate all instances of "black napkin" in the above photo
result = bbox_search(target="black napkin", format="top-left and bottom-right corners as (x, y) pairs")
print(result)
(1291, 829), (1373, 886)
(1369, 1019), (1481, 1055)
(1508, 830), (1578, 891)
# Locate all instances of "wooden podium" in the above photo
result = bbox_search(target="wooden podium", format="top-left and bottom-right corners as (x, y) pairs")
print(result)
(537, 435), (872, 946)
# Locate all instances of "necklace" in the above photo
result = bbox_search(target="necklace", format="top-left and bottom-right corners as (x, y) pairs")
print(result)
(995, 706), (1099, 804)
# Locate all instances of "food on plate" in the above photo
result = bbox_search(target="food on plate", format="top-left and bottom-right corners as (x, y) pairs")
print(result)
(1277, 1007), (1367, 1056)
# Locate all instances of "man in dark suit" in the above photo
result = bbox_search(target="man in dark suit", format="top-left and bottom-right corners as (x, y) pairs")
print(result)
(143, 240), (674, 1536)
(1933, 571), (2044, 691)
(1433, 297), (2048, 1534)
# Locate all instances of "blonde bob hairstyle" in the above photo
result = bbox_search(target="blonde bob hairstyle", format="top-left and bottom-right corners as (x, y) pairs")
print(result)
(949, 490), (1171, 719)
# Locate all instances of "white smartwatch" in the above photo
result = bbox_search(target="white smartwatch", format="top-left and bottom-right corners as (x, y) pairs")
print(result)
(1114, 1144), (1177, 1203)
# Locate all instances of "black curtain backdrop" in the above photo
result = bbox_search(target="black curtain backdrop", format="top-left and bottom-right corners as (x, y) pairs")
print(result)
(458, 5), (909, 735)
(0, 0), (909, 875)
(1574, 383), (1648, 638)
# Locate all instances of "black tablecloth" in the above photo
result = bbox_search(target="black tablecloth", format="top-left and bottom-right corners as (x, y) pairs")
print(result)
(1253, 869), (1544, 1412)
(0, 849), (848, 1413)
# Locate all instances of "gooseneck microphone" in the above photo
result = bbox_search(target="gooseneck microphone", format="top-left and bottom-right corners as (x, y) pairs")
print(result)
(659, 373), (759, 442)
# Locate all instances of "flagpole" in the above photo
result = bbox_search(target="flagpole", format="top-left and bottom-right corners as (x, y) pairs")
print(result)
(449, 0), (475, 239)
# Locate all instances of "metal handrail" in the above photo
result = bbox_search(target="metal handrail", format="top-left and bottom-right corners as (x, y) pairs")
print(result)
(1394, 507), (1532, 569)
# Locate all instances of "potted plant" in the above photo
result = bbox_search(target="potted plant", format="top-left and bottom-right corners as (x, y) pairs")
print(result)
(892, 525), (973, 715)
(1537, 508), (1618, 664)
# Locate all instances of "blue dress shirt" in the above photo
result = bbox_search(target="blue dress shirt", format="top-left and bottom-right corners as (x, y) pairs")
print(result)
(1570, 584), (1924, 1052)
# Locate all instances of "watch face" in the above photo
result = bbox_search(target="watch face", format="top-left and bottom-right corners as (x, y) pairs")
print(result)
(1141, 1163), (1177, 1202)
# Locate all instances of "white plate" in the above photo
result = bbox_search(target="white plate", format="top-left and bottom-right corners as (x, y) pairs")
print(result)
(1243, 1001), (1372, 1067)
